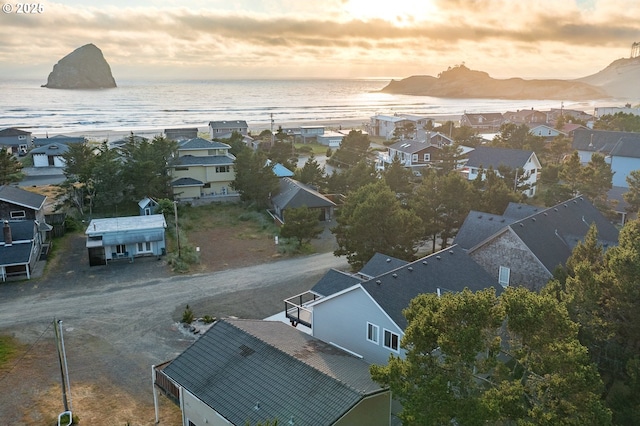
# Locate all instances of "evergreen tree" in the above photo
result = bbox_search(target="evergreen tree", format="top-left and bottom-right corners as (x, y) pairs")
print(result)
(279, 205), (322, 249)
(328, 130), (370, 168)
(0, 147), (23, 184)
(382, 155), (412, 197)
(231, 150), (279, 209)
(624, 169), (640, 214)
(295, 153), (325, 189)
(332, 180), (421, 268)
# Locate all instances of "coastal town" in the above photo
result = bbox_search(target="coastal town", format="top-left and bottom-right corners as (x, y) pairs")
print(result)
(2, 100), (640, 425)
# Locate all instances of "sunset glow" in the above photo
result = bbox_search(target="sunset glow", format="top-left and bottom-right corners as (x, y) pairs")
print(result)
(0, 0), (638, 80)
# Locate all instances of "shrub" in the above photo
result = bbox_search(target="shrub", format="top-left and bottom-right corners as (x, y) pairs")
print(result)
(182, 305), (194, 324)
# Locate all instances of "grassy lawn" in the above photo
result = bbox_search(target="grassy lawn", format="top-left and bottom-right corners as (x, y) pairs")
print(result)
(0, 335), (19, 368)
(177, 202), (277, 234)
(294, 142), (330, 156)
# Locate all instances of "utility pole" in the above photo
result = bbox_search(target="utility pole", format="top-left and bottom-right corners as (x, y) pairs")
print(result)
(53, 318), (72, 412)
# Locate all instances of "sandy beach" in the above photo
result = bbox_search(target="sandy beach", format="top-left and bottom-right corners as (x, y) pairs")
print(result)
(31, 114), (463, 142)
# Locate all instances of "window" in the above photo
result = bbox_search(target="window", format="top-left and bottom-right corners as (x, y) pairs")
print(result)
(10, 210), (26, 219)
(18, 135), (26, 140)
(383, 329), (399, 352)
(137, 242), (152, 253)
(216, 166), (230, 173)
(175, 166), (188, 171)
(423, 153), (431, 161)
(367, 322), (379, 344)
(412, 154), (418, 163)
(116, 244), (126, 255)
(499, 266), (510, 287)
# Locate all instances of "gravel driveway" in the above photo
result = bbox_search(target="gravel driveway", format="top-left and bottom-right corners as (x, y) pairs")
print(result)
(0, 233), (349, 425)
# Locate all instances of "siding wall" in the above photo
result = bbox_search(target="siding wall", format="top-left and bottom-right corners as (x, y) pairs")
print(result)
(469, 230), (551, 292)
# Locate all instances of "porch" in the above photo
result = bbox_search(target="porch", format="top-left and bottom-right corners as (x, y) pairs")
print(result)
(284, 291), (321, 328)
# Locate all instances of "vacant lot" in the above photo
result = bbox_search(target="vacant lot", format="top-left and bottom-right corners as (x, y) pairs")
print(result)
(0, 202), (339, 425)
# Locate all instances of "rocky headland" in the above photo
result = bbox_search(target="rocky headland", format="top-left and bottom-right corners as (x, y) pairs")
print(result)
(379, 59), (640, 100)
(42, 43), (117, 89)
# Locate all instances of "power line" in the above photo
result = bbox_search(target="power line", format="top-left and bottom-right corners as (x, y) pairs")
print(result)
(0, 322), (53, 385)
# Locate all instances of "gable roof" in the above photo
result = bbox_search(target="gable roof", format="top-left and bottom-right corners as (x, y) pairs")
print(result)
(0, 128), (31, 137)
(311, 268), (364, 297)
(0, 221), (36, 266)
(137, 197), (158, 209)
(272, 163), (295, 177)
(172, 154), (235, 166)
(209, 120), (248, 129)
(271, 178), (336, 210)
(30, 143), (70, 155)
(468, 196), (619, 273)
(502, 202), (544, 219)
(1, 220), (36, 242)
(161, 319), (385, 426)
(465, 146), (535, 170)
(0, 185), (46, 211)
(178, 137), (230, 150)
(389, 139), (435, 154)
(361, 245), (499, 329)
(609, 135), (640, 158)
(358, 253), (409, 278)
(572, 129), (640, 155)
(454, 211), (519, 250)
(462, 113), (504, 126)
(33, 135), (85, 147)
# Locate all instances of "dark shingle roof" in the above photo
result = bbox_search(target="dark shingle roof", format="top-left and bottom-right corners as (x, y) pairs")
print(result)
(30, 143), (70, 155)
(0, 221), (36, 266)
(1, 220), (36, 242)
(161, 319), (385, 426)
(0, 185), (46, 211)
(462, 113), (504, 126)
(572, 129), (636, 154)
(33, 135), (85, 147)
(506, 197), (619, 273)
(0, 128), (31, 137)
(178, 137), (230, 150)
(271, 178), (336, 210)
(362, 245), (499, 329)
(610, 135), (640, 158)
(209, 120), (248, 129)
(172, 154), (234, 166)
(358, 253), (408, 278)
(502, 202), (543, 219)
(454, 211), (517, 250)
(465, 146), (534, 170)
(311, 269), (363, 297)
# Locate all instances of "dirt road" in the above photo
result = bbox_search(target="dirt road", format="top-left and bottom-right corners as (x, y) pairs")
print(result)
(0, 235), (349, 425)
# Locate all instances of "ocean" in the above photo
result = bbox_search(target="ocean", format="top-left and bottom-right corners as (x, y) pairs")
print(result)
(0, 78), (585, 138)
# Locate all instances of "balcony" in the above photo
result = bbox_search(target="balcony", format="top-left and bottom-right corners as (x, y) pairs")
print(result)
(284, 291), (320, 328)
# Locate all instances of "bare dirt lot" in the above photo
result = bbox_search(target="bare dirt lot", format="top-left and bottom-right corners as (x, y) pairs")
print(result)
(0, 206), (341, 426)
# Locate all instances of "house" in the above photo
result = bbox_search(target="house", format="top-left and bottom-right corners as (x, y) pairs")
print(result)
(169, 137), (237, 201)
(164, 128), (199, 141)
(270, 178), (336, 224)
(138, 197), (159, 216)
(369, 114), (434, 140)
(208, 120), (248, 139)
(529, 124), (565, 139)
(109, 134), (148, 150)
(0, 128), (32, 155)
(594, 106), (640, 118)
(378, 132), (454, 171)
(32, 134), (86, 147)
(0, 185), (51, 242)
(455, 196), (619, 292)
(154, 318), (391, 426)
(0, 220), (42, 282)
(84, 214), (167, 266)
(285, 245), (500, 365)
(460, 113), (504, 131)
(503, 109), (547, 126)
(460, 146), (541, 197)
(30, 143), (69, 168)
(572, 129), (640, 188)
(317, 130), (345, 148)
(548, 108), (594, 124)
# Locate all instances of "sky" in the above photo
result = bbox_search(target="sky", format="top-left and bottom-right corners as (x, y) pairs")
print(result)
(0, 0), (639, 81)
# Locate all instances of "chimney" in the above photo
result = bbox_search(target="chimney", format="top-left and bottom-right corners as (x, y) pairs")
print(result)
(3, 221), (12, 246)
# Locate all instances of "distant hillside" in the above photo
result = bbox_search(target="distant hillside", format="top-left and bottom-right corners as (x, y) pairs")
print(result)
(381, 64), (608, 100)
(576, 56), (640, 99)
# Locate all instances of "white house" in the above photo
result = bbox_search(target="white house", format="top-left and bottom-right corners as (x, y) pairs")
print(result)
(85, 214), (167, 266)
(529, 125), (565, 139)
(461, 146), (541, 197)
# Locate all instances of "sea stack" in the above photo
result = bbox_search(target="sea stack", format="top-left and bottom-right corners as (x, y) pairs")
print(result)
(42, 43), (117, 89)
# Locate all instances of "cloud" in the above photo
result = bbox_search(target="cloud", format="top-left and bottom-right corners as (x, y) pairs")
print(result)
(0, 0), (638, 79)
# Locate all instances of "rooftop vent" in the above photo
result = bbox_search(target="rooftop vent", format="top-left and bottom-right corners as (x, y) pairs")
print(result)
(239, 344), (255, 357)
(392, 273), (398, 278)
(436, 255), (441, 260)
(422, 261), (428, 265)
(376, 280), (381, 285)
(519, 223), (524, 227)
(543, 212), (548, 216)
(408, 267), (413, 272)
(386, 258), (391, 262)
(449, 250), (454, 255)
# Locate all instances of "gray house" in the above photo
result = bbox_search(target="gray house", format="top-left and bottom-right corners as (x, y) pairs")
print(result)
(285, 245), (499, 366)
(0, 185), (51, 243)
(0, 220), (41, 281)
(85, 214), (167, 266)
(0, 128), (32, 155)
(270, 178), (336, 224)
(31, 143), (69, 168)
(455, 196), (619, 291)
(32, 134), (86, 147)
(154, 319), (391, 426)
(208, 120), (248, 139)
(572, 128), (640, 188)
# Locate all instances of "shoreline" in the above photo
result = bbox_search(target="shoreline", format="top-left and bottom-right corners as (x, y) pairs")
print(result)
(31, 114), (464, 141)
